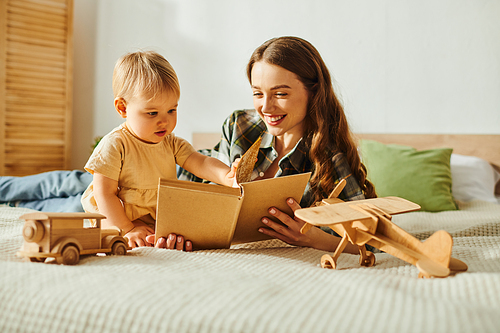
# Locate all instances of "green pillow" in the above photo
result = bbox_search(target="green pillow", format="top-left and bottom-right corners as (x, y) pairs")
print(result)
(359, 139), (457, 212)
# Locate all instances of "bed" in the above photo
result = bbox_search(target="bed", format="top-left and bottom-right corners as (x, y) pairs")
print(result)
(1, 134), (500, 333)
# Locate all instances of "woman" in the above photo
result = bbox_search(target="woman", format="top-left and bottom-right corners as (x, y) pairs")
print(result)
(162, 36), (376, 252)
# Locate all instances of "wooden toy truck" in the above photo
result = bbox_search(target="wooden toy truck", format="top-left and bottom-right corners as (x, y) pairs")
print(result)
(17, 212), (130, 265)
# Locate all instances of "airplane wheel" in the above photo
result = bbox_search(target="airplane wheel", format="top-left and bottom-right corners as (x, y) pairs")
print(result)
(321, 254), (337, 269)
(359, 251), (376, 267)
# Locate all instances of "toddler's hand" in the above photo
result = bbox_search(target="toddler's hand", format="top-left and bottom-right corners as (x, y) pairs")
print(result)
(227, 158), (241, 187)
(125, 225), (154, 248)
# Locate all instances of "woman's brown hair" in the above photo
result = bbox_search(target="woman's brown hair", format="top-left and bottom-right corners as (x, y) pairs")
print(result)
(247, 36), (376, 204)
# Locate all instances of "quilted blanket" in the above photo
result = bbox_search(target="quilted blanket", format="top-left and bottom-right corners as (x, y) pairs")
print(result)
(1, 201), (499, 333)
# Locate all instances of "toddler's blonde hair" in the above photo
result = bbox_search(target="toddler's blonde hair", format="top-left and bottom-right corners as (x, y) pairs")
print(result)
(112, 50), (180, 101)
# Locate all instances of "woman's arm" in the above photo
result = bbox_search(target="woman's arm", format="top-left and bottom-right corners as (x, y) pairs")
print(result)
(92, 173), (154, 248)
(258, 197), (359, 254)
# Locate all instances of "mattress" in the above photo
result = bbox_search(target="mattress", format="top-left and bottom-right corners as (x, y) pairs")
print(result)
(1, 201), (499, 333)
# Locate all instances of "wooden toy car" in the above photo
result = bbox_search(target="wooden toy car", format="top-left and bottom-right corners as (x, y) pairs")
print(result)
(17, 212), (130, 265)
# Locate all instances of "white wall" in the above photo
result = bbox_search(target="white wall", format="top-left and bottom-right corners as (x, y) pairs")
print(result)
(71, 0), (500, 169)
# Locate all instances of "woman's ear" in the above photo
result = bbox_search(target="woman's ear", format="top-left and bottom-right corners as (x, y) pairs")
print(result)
(114, 98), (127, 118)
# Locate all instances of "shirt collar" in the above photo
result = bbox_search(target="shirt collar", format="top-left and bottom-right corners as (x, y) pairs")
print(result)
(260, 130), (308, 173)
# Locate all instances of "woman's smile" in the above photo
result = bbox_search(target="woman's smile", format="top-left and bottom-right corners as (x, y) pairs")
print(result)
(264, 114), (286, 126)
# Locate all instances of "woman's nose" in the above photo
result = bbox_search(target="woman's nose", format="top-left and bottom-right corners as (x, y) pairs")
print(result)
(260, 96), (274, 113)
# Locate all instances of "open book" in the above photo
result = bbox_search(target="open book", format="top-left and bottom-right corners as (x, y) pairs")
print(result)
(155, 172), (311, 250)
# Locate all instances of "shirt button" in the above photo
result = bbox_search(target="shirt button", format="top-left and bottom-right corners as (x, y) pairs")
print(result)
(259, 172), (265, 177)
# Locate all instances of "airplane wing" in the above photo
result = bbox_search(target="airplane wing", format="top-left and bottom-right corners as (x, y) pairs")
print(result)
(295, 196), (420, 227)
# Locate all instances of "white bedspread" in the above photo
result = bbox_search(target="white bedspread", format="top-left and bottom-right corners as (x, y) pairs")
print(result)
(1, 201), (500, 333)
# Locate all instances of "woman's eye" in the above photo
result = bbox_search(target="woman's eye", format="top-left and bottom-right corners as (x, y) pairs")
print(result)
(276, 93), (287, 97)
(252, 92), (263, 97)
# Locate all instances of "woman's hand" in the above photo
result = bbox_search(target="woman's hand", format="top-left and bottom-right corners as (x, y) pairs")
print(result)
(258, 197), (313, 247)
(145, 234), (193, 251)
(259, 197), (358, 253)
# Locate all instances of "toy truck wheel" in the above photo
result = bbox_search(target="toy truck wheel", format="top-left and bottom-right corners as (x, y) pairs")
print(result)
(111, 242), (127, 255)
(56, 245), (80, 265)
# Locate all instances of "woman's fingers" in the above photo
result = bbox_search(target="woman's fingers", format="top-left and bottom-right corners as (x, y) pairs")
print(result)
(161, 233), (192, 251)
(286, 197), (302, 213)
(154, 236), (166, 248)
(260, 217), (299, 242)
(175, 235), (185, 251)
(166, 234), (177, 249)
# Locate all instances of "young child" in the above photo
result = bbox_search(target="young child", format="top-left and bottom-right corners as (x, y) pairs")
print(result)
(81, 50), (237, 249)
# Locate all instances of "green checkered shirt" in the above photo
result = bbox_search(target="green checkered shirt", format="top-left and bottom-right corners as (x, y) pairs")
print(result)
(178, 109), (364, 207)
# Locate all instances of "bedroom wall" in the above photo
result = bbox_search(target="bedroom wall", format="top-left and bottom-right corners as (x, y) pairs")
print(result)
(71, 0), (500, 169)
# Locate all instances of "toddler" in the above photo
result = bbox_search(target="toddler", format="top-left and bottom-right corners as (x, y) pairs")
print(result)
(82, 51), (237, 248)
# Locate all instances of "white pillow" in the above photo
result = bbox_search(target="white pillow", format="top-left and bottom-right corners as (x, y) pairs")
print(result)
(450, 154), (500, 203)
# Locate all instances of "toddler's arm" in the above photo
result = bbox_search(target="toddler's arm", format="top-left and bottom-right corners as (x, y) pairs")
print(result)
(92, 173), (154, 248)
(182, 152), (238, 187)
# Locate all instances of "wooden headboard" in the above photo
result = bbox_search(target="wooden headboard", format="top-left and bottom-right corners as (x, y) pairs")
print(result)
(355, 134), (500, 168)
(193, 132), (500, 168)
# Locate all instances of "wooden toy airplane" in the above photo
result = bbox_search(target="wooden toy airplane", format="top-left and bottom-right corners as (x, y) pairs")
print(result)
(295, 179), (468, 278)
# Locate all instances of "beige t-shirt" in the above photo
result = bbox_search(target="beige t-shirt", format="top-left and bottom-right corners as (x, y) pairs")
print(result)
(81, 123), (196, 222)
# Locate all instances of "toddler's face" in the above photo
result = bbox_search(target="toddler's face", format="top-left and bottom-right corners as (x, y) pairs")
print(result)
(116, 90), (178, 144)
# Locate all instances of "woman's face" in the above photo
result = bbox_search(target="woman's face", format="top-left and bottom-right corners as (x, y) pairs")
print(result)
(251, 61), (309, 139)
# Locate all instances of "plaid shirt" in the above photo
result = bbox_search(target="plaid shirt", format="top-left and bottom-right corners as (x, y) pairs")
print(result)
(178, 109), (364, 207)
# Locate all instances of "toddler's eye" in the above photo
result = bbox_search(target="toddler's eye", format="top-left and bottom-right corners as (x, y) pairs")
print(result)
(168, 109), (177, 114)
(148, 112), (158, 116)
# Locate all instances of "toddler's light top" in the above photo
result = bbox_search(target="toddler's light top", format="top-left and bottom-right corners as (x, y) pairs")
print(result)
(82, 123), (195, 221)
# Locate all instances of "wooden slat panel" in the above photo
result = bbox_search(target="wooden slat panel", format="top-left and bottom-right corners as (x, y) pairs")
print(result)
(6, 81), (65, 94)
(6, 126), (65, 138)
(6, 94), (66, 107)
(6, 111), (64, 121)
(1, 0), (72, 176)
(8, 18), (66, 37)
(6, 104), (65, 115)
(6, 90), (65, 103)
(9, 0), (66, 16)
(8, 12), (65, 30)
(7, 6), (66, 24)
(5, 138), (65, 145)
(7, 68), (65, 81)
(6, 119), (65, 130)
(7, 33), (66, 49)
(0, 1), (7, 175)
(8, 26), (66, 43)
(6, 75), (65, 89)
(6, 60), (65, 74)
(7, 40), (66, 59)
(63, 0), (73, 170)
